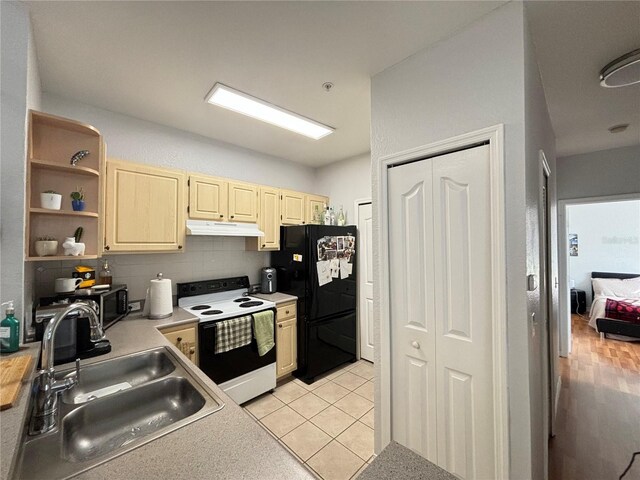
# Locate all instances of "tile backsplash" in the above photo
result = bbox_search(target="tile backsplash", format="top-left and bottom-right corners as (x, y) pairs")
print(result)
(34, 237), (271, 302)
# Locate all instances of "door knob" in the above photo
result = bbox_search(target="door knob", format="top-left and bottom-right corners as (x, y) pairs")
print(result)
(411, 341), (420, 349)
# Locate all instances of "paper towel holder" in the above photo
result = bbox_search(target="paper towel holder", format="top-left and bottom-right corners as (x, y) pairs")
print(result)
(143, 272), (173, 319)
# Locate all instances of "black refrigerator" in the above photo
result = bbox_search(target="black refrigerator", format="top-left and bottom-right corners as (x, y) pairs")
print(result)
(272, 225), (357, 384)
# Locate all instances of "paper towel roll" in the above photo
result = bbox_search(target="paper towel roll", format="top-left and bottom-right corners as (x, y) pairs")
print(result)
(148, 273), (173, 319)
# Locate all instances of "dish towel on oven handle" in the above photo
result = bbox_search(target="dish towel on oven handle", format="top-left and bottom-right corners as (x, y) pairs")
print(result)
(253, 310), (275, 356)
(214, 315), (253, 354)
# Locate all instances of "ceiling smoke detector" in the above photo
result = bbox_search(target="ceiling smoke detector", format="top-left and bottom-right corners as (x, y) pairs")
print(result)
(608, 124), (629, 134)
(600, 48), (640, 88)
(322, 82), (334, 92)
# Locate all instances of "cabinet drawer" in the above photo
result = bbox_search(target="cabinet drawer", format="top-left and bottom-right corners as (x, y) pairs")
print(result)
(161, 325), (198, 365)
(277, 302), (296, 321)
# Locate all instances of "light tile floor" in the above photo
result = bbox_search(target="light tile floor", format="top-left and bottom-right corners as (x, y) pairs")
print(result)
(244, 359), (375, 480)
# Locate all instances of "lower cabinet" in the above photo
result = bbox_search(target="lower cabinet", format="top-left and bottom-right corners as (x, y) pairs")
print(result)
(160, 323), (198, 366)
(276, 301), (297, 379)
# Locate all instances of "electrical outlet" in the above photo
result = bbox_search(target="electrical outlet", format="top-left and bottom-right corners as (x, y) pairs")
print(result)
(129, 301), (142, 312)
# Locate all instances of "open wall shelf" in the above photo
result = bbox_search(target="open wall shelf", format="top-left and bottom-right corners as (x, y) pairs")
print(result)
(26, 110), (104, 260)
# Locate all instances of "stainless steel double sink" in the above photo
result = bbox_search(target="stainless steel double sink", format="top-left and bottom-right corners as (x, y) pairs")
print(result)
(13, 347), (224, 479)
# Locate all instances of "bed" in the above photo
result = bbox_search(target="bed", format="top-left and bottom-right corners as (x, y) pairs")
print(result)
(588, 271), (640, 340)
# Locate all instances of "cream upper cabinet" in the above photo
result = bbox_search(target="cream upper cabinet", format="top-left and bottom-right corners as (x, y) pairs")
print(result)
(228, 181), (258, 223)
(105, 159), (186, 252)
(305, 194), (329, 224)
(280, 190), (306, 225)
(188, 174), (228, 221)
(247, 186), (280, 251)
(276, 302), (297, 379)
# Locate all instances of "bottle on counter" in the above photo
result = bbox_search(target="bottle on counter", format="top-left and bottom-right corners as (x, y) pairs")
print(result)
(313, 205), (322, 224)
(98, 259), (113, 286)
(329, 207), (336, 226)
(337, 205), (346, 226)
(0, 301), (20, 353)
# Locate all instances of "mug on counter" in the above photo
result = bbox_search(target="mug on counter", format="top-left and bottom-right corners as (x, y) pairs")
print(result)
(54, 277), (82, 293)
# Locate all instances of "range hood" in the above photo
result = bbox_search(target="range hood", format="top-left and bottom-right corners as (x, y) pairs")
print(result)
(186, 220), (264, 237)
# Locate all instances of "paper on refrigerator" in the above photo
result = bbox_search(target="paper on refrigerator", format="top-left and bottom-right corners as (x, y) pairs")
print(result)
(317, 260), (332, 286)
(339, 258), (353, 279)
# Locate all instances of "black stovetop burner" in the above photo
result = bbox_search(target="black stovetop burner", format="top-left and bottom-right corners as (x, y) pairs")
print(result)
(239, 301), (263, 308)
(191, 305), (212, 310)
(233, 297), (252, 303)
(201, 309), (223, 315)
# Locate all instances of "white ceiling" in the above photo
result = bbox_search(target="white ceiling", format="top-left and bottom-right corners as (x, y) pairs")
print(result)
(526, 1), (640, 158)
(26, 1), (639, 167)
(25, 1), (505, 167)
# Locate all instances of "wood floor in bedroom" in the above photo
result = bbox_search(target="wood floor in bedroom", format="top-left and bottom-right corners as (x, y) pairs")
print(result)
(549, 314), (640, 480)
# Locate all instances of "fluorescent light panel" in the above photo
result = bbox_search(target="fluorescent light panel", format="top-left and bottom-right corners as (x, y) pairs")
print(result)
(205, 83), (334, 140)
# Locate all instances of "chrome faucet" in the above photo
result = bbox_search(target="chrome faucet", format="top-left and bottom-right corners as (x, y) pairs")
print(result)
(30, 301), (104, 435)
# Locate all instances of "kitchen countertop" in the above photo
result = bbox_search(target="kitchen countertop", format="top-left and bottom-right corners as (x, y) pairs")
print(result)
(0, 307), (313, 480)
(358, 441), (457, 480)
(253, 292), (298, 305)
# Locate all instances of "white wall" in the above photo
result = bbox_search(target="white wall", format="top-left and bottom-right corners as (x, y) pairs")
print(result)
(371, 2), (536, 477)
(34, 94), (319, 302)
(557, 145), (640, 201)
(524, 5), (558, 478)
(1, 1), (41, 338)
(42, 94), (318, 192)
(567, 200), (640, 306)
(315, 152), (371, 224)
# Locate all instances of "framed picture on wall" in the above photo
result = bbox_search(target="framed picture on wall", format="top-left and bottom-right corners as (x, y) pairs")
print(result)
(569, 233), (578, 257)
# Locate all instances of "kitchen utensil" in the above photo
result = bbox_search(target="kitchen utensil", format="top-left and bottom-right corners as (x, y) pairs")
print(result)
(55, 278), (82, 293)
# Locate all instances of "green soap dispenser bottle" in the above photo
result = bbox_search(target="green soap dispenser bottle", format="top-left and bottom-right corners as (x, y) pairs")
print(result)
(0, 301), (20, 353)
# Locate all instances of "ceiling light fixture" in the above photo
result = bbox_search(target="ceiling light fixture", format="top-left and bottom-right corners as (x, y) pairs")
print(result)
(599, 48), (640, 88)
(205, 83), (334, 140)
(608, 123), (629, 134)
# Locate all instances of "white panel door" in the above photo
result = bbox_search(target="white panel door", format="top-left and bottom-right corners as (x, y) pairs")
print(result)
(432, 145), (495, 479)
(388, 145), (496, 479)
(358, 202), (374, 362)
(389, 161), (438, 461)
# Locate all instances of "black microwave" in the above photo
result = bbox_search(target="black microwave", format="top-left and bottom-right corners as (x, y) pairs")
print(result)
(32, 285), (128, 365)
(37, 284), (129, 331)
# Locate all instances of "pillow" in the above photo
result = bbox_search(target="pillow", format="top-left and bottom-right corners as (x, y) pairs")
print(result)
(592, 276), (640, 298)
(605, 298), (640, 324)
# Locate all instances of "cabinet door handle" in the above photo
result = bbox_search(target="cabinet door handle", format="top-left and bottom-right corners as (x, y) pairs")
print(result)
(230, 215), (235, 219)
(104, 245), (110, 251)
(262, 244), (266, 248)
(178, 245), (183, 249)
(177, 337), (182, 343)
(189, 346), (195, 354)
(220, 214), (224, 218)
(278, 324), (283, 328)
(285, 310), (290, 314)
(411, 341), (420, 349)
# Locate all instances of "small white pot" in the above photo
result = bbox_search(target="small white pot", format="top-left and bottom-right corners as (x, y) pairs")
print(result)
(40, 193), (62, 210)
(34, 240), (58, 257)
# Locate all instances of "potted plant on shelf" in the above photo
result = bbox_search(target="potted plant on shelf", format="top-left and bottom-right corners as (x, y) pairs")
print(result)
(40, 190), (62, 210)
(34, 236), (58, 257)
(70, 187), (85, 211)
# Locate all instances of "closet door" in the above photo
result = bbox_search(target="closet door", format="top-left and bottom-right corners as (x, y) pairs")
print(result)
(388, 160), (438, 461)
(388, 144), (497, 479)
(432, 145), (495, 479)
